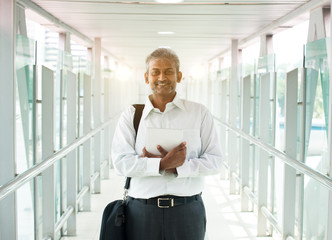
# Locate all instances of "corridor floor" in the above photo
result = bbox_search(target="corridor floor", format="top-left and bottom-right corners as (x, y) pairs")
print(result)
(61, 169), (274, 240)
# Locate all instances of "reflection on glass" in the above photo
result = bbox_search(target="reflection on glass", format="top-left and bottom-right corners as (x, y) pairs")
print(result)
(304, 38), (329, 173)
(16, 34), (36, 240)
(17, 181), (34, 240)
(302, 38), (330, 239)
(16, 34), (36, 172)
(302, 176), (328, 239)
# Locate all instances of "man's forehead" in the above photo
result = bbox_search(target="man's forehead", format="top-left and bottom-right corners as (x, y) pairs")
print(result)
(148, 58), (176, 67)
(150, 67), (174, 71)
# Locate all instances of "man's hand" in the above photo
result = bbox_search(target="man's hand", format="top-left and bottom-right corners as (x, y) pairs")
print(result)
(159, 142), (187, 172)
(142, 147), (165, 158)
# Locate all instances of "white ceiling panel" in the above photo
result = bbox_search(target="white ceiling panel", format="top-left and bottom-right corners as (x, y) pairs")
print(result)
(27, 0), (317, 74)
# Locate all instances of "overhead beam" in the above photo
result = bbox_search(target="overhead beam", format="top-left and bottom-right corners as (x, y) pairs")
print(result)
(16, 0), (128, 66)
(209, 0), (330, 61)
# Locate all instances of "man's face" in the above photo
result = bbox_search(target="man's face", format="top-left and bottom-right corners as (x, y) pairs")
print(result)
(145, 58), (182, 97)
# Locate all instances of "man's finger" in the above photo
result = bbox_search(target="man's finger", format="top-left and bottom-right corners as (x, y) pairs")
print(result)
(142, 147), (148, 157)
(174, 141), (187, 151)
(157, 145), (168, 156)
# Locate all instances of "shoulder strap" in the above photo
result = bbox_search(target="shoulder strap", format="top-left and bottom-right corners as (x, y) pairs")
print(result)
(125, 104), (145, 190)
(133, 104), (145, 135)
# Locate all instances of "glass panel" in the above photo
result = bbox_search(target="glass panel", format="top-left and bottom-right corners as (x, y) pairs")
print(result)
(302, 176), (328, 239)
(304, 38), (329, 175)
(252, 54), (276, 202)
(17, 181), (35, 240)
(16, 34), (36, 240)
(301, 37), (330, 240)
(16, 34), (36, 172)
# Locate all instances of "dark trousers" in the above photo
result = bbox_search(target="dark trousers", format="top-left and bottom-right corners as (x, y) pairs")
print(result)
(125, 195), (206, 240)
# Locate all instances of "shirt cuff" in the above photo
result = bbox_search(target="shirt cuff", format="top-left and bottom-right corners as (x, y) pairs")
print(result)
(146, 157), (162, 176)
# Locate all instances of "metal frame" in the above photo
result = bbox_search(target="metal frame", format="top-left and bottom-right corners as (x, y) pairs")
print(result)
(257, 72), (270, 236)
(92, 38), (102, 194)
(0, 0), (16, 239)
(41, 65), (55, 239)
(66, 70), (77, 235)
(327, 2), (332, 239)
(241, 74), (251, 211)
(83, 73), (92, 211)
(282, 68), (298, 239)
(229, 39), (239, 194)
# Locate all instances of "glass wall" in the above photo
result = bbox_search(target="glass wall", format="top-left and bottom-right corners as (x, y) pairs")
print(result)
(202, 16), (331, 239)
(16, 34), (36, 240)
(302, 37), (330, 239)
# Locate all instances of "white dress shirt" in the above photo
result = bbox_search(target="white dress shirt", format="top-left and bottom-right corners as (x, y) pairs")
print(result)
(111, 93), (222, 198)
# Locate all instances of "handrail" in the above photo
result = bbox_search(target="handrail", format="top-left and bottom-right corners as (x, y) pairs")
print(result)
(261, 206), (282, 234)
(214, 118), (332, 191)
(244, 186), (258, 205)
(54, 206), (74, 234)
(0, 117), (113, 201)
(76, 185), (89, 204)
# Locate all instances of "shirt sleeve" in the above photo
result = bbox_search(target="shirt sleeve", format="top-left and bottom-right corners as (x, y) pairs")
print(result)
(176, 107), (223, 178)
(111, 106), (161, 177)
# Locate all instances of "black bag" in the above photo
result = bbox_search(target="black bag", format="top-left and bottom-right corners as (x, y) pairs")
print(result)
(99, 104), (144, 240)
(99, 200), (126, 240)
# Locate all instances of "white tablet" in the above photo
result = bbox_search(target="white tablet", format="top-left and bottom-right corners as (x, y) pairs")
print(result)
(145, 128), (184, 155)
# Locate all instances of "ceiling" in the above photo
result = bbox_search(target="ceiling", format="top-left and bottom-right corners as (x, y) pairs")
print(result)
(24, 0), (322, 75)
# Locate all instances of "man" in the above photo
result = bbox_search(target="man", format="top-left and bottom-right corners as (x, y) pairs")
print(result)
(112, 48), (222, 240)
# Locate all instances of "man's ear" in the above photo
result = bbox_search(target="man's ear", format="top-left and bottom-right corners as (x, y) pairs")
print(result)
(144, 72), (149, 84)
(177, 71), (182, 83)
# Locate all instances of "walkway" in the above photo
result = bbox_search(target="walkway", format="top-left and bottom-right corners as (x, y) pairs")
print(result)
(62, 169), (274, 240)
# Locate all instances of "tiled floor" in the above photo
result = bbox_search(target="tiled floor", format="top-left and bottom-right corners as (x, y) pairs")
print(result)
(61, 170), (274, 240)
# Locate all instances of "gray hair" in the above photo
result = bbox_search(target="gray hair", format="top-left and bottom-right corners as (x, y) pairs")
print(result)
(145, 48), (180, 73)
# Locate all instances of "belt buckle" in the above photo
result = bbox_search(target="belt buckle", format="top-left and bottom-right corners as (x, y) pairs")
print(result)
(157, 198), (174, 208)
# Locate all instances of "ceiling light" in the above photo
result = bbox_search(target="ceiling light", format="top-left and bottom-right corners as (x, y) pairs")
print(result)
(158, 31), (175, 35)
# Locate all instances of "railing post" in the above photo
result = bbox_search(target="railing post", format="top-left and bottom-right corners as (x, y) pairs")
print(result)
(0, 0), (16, 239)
(241, 75), (251, 211)
(104, 76), (111, 178)
(257, 72), (270, 236)
(327, 1), (332, 238)
(282, 68), (298, 239)
(41, 66), (55, 239)
(93, 37), (101, 193)
(83, 73), (91, 210)
(66, 71), (77, 235)
(220, 78), (228, 179)
(229, 39), (239, 194)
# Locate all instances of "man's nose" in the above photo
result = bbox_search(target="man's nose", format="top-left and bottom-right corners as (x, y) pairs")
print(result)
(158, 72), (167, 80)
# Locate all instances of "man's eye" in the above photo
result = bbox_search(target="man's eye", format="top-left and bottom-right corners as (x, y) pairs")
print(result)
(166, 70), (174, 75)
(151, 71), (159, 76)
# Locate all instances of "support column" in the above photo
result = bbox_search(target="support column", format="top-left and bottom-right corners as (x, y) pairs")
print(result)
(103, 56), (111, 178)
(66, 71), (77, 235)
(0, 0), (16, 239)
(229, 39), (239, 194)
(282, 69), (298, 239)
(93, 38), (102, 193)
(257, 73), (271, 236)
(259, 34), (273, 57)
(326, 2), (332, 239)
(41, 66), (55, 239)
(241, 75), (251, 211)
(83, 73), (92, 210)
(220, 78), (228, 180)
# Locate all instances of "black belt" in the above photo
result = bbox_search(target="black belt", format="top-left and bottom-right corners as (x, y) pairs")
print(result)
(129, 194), (201, 208)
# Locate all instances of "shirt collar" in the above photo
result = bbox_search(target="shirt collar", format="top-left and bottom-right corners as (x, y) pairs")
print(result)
(142, 92), (185, 119)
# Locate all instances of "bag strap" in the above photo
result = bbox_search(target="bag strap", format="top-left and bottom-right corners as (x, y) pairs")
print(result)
(124, 104), (145, 191)
(133, 104), (145, 135)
